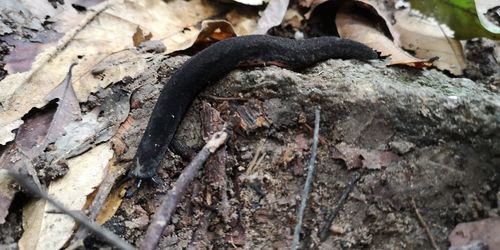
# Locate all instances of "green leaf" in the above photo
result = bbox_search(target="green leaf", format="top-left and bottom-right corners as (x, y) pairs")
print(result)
(409, 0), (500, 40)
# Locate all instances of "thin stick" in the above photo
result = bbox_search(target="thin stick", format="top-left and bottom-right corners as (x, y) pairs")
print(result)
(201, 94), (247, 101)
(8, 172), (135, 250)
(291, 107), (321, 250)
(411, 198), (440, 250)
(140, 129), (229, 250)
(319, 171), (361, 241)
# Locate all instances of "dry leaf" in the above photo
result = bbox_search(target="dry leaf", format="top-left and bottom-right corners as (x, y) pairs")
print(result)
(90, 160), (127, 226)
(0, 0), (225, 146)
(0, 65), (80, 223)
(48, 86), (130, 159)
(332, 143), (400, 170)
(394, 9), (466, 75)
(18, 144), (113, 250)
(253, 0), (290, 34)
(1, 0), (103, 74)
(181, 20), (238, 52)
(283, 9), (304, 29)
(132, 26), (153, 47)
(0, 170), (15, 224)
(42, 64), (82, 148)
(95, 182), (127, 225)
(335, 1), (433, 67)
(225, 8), (259, 35)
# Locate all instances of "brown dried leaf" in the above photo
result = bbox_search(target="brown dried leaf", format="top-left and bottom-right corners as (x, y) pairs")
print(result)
(94, 162), (127, 225)
(0, 0), (95, 74)
(394, 9), (466, 75)
(333, 143), (400, 170)
(132, 26), (153, 47)
(181, 20), (237, 53)
(335, 1), (433, 67)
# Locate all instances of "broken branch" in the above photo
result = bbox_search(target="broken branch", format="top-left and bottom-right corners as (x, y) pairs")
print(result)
(140, 128), (229, 250)
(292, 107), (321, 250)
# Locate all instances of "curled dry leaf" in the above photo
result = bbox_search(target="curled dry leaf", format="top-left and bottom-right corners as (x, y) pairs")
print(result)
(334, 1), (433, 67)
(181, 20), (237, 52)
(394, 9), (466, 75)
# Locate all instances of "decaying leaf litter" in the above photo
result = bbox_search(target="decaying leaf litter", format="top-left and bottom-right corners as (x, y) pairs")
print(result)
(0, 0), (499, 249)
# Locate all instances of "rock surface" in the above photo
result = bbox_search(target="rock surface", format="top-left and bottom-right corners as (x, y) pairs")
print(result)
(116, 55), (499, 249)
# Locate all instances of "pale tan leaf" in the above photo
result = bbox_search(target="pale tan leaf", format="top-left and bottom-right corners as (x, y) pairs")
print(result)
(0, 170), (16, 224)
(283, 9), (304, 29)
(18, 144), (113, 250)
(226, 8), (259, 35)
(394, 9), (466, 75)
(335, 2), (433, 67)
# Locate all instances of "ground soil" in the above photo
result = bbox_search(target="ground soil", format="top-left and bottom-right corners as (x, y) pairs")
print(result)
(0, 2), (499, 250)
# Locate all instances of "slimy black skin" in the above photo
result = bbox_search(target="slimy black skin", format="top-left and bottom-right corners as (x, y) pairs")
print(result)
(129, 35), (378, 180)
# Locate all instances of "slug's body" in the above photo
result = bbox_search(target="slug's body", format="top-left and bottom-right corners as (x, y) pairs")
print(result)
(130, 35), (378, 179)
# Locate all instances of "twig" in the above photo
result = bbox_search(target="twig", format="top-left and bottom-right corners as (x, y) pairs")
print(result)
(292, 107), (321, 250)
(245, 141), (266, 174)
(140, 128), (229, 250)
(201, 94), (247, 102)
(303, 123), (327, 145)
(8, 172), (135, 250)
(319, 171), (361, 241)
(411, 198), (440, 250)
